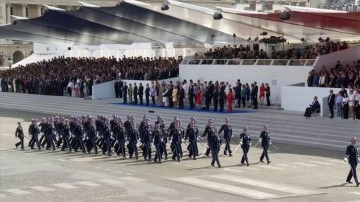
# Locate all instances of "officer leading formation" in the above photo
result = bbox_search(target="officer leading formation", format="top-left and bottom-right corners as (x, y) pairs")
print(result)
(15, 115), (360, 185)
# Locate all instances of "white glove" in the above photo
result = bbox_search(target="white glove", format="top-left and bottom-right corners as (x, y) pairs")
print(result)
(240, 141), (243, 145)
(197, 137), (199, 141)
(259, 139), (262, 143)
(125, 141), (129, 144)
(344, 157), (348, 162)
(250, 142), (252, 146)
(231, 135), (233, 138)
(181, 138), (185, 142)
(357, 157), (360, 163)
(269, 141), (272, 145)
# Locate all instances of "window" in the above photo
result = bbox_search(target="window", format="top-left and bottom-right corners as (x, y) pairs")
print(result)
(26, 7), (29, 17)
(10, 7), (13, 15)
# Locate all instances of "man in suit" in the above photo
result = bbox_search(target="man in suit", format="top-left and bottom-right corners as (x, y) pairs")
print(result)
(114, 80), (119, 98)
(304, 96), (320, 117)
(328, 90), (335, 118)
(178, 83), (185, 109)
(123, 82), (128, 104)
(265, 83), (271, 106)
(118, 79), (123, 99)
(138, 83), (144, 105)
(133, 83), (138, 104)
(251, 82), (259, 109)
(344, 137), (359, 187)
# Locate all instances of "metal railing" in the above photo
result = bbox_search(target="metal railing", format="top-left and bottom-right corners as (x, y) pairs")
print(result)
(181, 59), (316, 66)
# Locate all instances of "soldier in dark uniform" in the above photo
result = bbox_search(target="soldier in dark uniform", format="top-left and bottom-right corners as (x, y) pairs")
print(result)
(218, 118), (233, 156)
(28, 119), (41, 150)
(15, 122), (25, 150)
(44, 118), (56, 151)
(171, 121), (182, 162)
(185, 119), (198, 160)
(102, 120), (112, 156)
(73, 119), (85, 153)
(127, 120), (139, 159)
(142, 119), (152, 161)
(202, 119), (214, 157)
(55, 116), (64, 148)
(240, 126), (252, 166)
(114, 117), (125, 157)
(209, 127), (221, 168)
(39, 118), (47, 147)
(153, 121), (166, 163)
(344, 137), (360, 186)
(157, 116), (168, 160)
(61, 119), (72, 152)
(259, 125), (271, 164)
(85, 118), (97, 154)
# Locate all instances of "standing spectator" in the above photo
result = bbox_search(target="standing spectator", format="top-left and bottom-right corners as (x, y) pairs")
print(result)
(312, 73), (319, 87)
(133, 83), (138, 104)
(123, 82), (128, 104)
(240, 84), (246, 108)
(213, 87), (219, 111)
(265, 83), (271, 106)
(348, 90), (355, 120)
(227, 88), (233, 113)
(328, 90), (335, 118)
(128, 83), (133, 104)
(342, 93), (349, 119)
(138, 83), (144, 105)
(114, 79), (119, 98)
(118, 79), (123, 99)
(172, 84), (178, 108)
(178, 83), (185, 109)
(145, 83), (150, 106)
(150, 85), (156, 105)
(67, 80), (74, 97)
(188, 83), (195, 109)
(336, 93), (344, 119)
(259, 83), (265, 105)
(162, 85), (169, 107)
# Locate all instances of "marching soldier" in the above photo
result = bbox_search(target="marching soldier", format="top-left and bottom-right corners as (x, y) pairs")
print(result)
(171, 120), (182, 162)
(202, 119), (214, 157)
(85, 118), (97, 154)
(39, 118), (47, 147)
(73, 119), (85, 153)
(115, 117), (126, 157)
(127, 120), (139, 159)
(153, 121), (163, 163)
(157, 116), (168, 160)
(209, 127), (221, 168)
(102, 119), (112, 156)
(259, 125), (271, 164)
(15, 122), (24, 150)
(44, 118), (56, 151)
(218, 118), (233, 156)
(344, 137), (360, 187)
(61, 119), (72, 152)
(142, 119), (152, 161)
(28, 119), (41, 150)
(240, 126), (252, 166)
(168, 117), (179, 154)
(185, 119), (198, 160)
(55, 116), (64, 148)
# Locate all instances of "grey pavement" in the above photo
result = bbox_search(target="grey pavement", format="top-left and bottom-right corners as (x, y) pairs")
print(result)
(0, 93), (360, 202)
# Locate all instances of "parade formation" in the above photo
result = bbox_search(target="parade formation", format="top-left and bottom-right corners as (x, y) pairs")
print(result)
(14, 115), (275, 168)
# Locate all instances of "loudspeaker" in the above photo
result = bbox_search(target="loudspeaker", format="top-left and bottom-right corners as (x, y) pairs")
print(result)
(280, 11), (291, 20)
(68, 47), (71, 50)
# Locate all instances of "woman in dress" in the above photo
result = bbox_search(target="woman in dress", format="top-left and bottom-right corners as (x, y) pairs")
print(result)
(227, 88), (233, 113)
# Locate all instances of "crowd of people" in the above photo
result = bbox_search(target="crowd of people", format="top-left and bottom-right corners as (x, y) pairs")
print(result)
(15, 114), (275, 168)
(195, 41), (349, 60)
(114, 79), (271, 112)
(0, 56), (181, 97)
(307, 59), (360, 88)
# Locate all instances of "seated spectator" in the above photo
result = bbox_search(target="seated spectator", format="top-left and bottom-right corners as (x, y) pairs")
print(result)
(304, 96), (320, 117)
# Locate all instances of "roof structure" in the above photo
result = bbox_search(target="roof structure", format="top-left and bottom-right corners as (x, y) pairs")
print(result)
(0, 0), (359, 45)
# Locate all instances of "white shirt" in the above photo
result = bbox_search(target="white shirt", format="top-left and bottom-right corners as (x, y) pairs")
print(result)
(342, 97), (348, 105)
(348, 94), (355, 107)
(354, 92), (360, 101)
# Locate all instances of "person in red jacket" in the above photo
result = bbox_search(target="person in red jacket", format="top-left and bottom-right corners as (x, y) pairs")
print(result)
(227, 88), (233, 112)
(196, 90), (202, 109)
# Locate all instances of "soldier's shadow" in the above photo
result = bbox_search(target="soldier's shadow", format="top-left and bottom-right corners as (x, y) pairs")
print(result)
(318, 183), (348, 189)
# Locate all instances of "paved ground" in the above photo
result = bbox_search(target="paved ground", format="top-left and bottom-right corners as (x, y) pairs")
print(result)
(1, 108), (359, 202)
